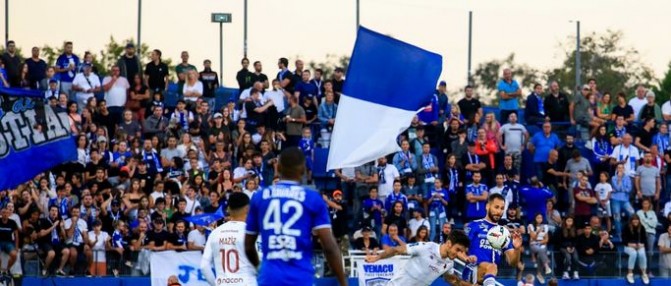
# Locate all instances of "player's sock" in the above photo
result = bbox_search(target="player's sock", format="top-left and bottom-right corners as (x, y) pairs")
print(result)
(483, 274), (497, 286)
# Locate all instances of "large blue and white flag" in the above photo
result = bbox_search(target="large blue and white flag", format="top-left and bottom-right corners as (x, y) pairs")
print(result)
(0, 87), (77, 190)
(327, 27), (443, 170)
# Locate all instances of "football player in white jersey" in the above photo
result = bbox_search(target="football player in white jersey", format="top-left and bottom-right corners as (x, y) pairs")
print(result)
(200, 192), (257, 286)
(365, 229), (473, 286)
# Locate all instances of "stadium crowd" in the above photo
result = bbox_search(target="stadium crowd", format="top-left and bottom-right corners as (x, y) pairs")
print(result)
(1, 40), (671, 285)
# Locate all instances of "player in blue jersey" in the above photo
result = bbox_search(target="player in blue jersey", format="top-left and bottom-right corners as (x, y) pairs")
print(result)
(244, 147), (347, 286)
(464, 193), (523, 286)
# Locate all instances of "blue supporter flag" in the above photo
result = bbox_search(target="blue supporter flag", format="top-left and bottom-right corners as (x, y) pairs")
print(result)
(0, 87), (77, 190)
(184, 205), (225, 226)
(327, 27), (443, 170)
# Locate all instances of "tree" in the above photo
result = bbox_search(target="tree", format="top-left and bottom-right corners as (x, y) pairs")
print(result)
(307, 54), (350, 80)
(546, 30), (656, 97)
(471, 53), (544, 105)
(653, 62), (671, 106)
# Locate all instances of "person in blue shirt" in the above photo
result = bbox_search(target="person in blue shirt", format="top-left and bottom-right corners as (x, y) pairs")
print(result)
(298, 127), (314, 184)
(363, 186), (385, 238)
(497, 68), (522, 124)
(463, 193), (523, 286)
(393, 140), (418, 178)
(465, 172), (489, 221)
(54, 41), (80, 101)
(293, 70), (319, 108)
(424, 179), (448, 241)
(244, 147), (346, 286)
(380, 224), (406, 250)
(519, 178), (555, 223)
(385, 180), (408, 213)
(529, 122), (562, 169)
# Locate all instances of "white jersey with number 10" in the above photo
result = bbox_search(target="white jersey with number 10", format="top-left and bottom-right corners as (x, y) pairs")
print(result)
(201, 221), (257, 286)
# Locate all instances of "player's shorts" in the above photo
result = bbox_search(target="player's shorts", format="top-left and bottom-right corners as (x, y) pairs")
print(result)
(216, 275), (258, 286)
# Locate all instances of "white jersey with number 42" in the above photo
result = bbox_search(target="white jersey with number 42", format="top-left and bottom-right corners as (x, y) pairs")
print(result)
(201, 221), (257, 286)
(386, 242), (454, 286)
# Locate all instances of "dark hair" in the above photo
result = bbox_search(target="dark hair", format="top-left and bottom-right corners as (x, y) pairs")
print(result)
(153, 49), (162, 58)
(488, 193), (505, 204)
(279, 58), (289, 67)
(447, 229), (470, 248)
(278, 147), (305, 179)
(228, 192), (250, 211)
(241, 57), (249, 64)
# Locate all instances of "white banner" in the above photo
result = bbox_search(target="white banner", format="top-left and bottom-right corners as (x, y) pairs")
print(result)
(356, 257), (408, 286)
(150, 250), (211, 286)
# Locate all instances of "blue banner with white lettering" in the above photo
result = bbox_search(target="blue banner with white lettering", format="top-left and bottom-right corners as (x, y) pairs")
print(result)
(0, 87), (76, 190)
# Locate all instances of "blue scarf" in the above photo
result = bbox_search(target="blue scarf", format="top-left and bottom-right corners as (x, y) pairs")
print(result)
(422, 154), (435, 180)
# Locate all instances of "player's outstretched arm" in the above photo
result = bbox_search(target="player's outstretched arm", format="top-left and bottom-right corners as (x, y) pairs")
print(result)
(244, 233), (260, 267)
(316, 228), (348, 286)
(364, 243), (407, 263)
(504, 230), (523, 266)
(444, 273), (475, 286)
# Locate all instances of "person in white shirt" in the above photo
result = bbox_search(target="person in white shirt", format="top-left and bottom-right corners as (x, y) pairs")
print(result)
(87, 220), (111, 276)
(628, 85), (648, 120)
(187, 224), (207, 251)
(102, 65), (130, 123)
(183, 70), (203, 103)
(659, 225), (671, 277)
(64, 206), (89, 274)
(365, 229), (473, 286)
(377, 157), (400, 202)
(238, 82), (265, 119)
(72, 64), (101, 108)
(407, 208), (431, 240)
(594, 172), (613, 231)
(488, 174), (512, 219)
(264, 79), (286, 113)
(610, 134), (640, 178)
(201, 192), (257, 286)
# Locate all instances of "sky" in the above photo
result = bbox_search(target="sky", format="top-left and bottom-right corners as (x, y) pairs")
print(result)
(3, 0), (671, 92)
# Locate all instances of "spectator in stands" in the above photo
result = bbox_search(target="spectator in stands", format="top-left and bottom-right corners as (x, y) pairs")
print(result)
(556, 216), (579, 279)
(410, 226), (430, 243)
(565, 150), (593, 190)
(638, 91), (662, 122)
(175, 51), (196, 94)
(353, 226), (379, 253)
(26, 46), (47, 89)
(144, 49), (169, 93)
(418, 142), (439, 193)
(393, 139), (418, 179)
(87, 220), (110, 276)
(629, 85), (648, 120)
(595, 92), (612, 122)
(441, 118), (461, 155)
(434, 81), (448, 119)
(102, 65), (131, 125)
(590, 125), (613, 176)
(465, 172), (488, 222)
(457, 85), (482, 124)
(462, 142), (486, 184)
(363, 186), (384, 238)
(1, 41), (21, 88)
(382, 201), (407, 237)
(284, 96), (306, 147)
(425, 178), (448, 239)
(659, 224), (671, 277)
(528, 213), (551, 282)
(558, 134), (578, 172)
(499, 112), (528, 172)
(318, 90), (337, 130)
(73, 64), (102, 108)
(543, 81), (570, 122)
(54, 41), (80, 99)
(0, 206), (18, 275)
(38, 205), (68, 276)
(519, 178), (554, 223)
(407, 208), (429, 240)
(385, 180), (408, 213)
(118, 110), (142, 142)
(525, 83), (548, 126)
(576, 223), (599, 278)
(623, 214), (649, 284)
(380, 224), (406, 250)
(636, 153), (661, 205)
(637, 198), (658, 266)
(529, 122), (562, 172)
(64, 205), (89, 275)
(331, 67), (345, 102)
(570, 85), (592, 141)
(636, 118), (656, 154)
(497, 68), (521, 124)
(115, 43), (142, 81)
(610, 92), (635, 125)
(183, 70), (203, 106)
(167, 220), (188, 251)
(574, 174), (597, 226)
(594, 172), (613, 232)
(611, 134), (640, 178)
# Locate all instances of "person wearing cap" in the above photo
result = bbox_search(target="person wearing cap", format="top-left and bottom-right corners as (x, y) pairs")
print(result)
(86, 220), (110, 276)
(323, 190), (349, 257)
(569, 83), (593, 141)
(353, 226), (379, 252)
(72, 61), (101, 108)
(116, 42), (143, 81)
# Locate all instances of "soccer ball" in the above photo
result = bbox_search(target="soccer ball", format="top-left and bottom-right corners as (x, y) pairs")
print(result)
(486, 226), (511, 249)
